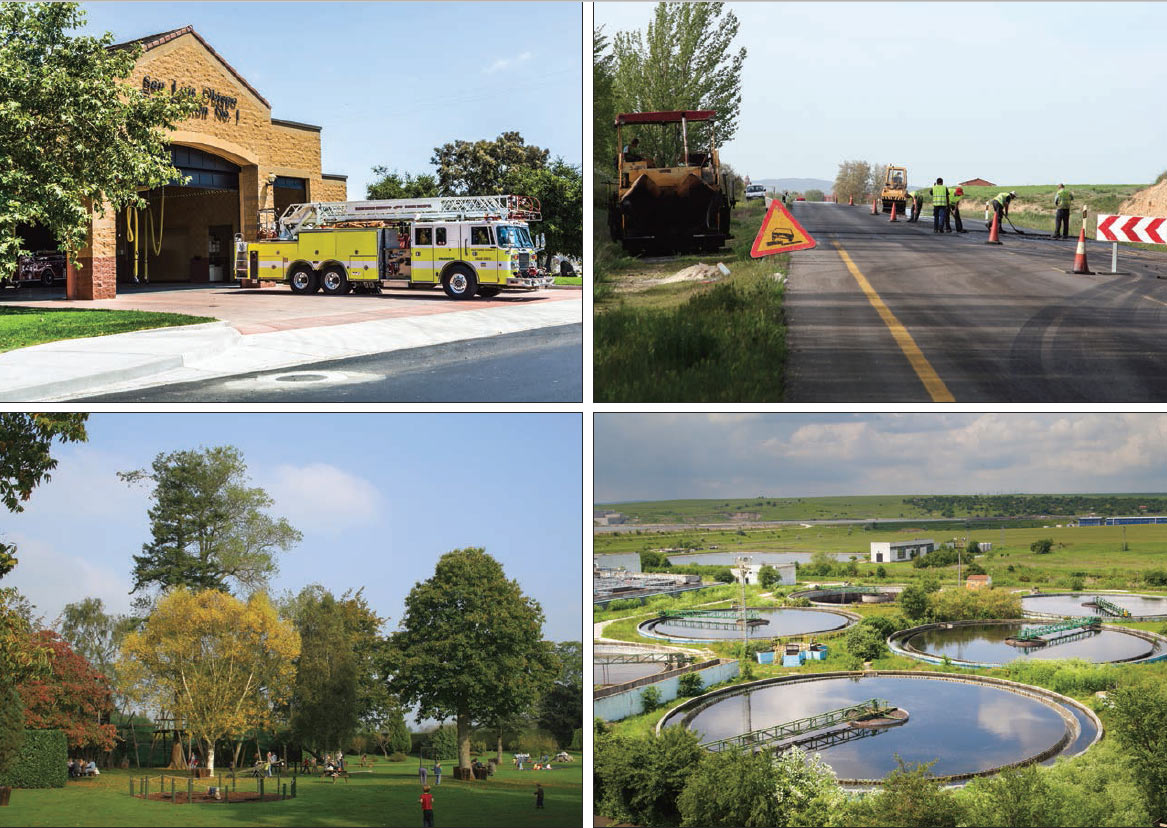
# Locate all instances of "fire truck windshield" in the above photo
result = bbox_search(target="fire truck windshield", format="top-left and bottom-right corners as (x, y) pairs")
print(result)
(495, 225), (533, 248)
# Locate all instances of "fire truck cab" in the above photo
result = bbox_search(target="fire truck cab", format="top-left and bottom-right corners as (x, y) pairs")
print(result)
(236, 195), (552, 300)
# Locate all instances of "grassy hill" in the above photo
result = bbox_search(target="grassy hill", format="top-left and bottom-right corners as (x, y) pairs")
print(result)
(596, 493), (1167, 525)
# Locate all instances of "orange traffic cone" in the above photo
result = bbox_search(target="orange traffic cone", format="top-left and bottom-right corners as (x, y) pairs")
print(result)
(888, 201), (898, 222)
(871, 196), (879, 216)
(985, 211), (1002, 245)
(1070, 225), (1093, 274)
(848, 194), (854, 206)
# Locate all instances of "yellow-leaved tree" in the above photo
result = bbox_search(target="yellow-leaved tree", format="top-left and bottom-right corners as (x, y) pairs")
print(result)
(120, 588), (299, 773)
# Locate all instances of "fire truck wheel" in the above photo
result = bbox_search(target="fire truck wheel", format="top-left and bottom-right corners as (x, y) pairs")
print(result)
(41, 268), (56, 287)
(288, 265), (320, 294)
(477, 286), (502, 298)
(441, 266), (478, 300)
(320, 266), (349, 296)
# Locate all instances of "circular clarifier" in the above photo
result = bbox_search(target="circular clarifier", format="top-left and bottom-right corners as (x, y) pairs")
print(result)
(638, 607), (854, 642)
(890, 620), (1167, 667)
(593, 661), (668, 686)
(1021, 592), (1167, 620)
(790, 586), (901, 605)
(659, 672), (1100, 785)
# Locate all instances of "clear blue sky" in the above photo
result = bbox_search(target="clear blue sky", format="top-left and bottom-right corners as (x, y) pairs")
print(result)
(596, 2), (1167, 186)
(78, 2), (582, 197)
(595, 414), (1167, 502)
(6, 414), (582, 643)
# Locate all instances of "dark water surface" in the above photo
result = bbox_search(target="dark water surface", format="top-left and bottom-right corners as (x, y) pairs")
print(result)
(650, 608), (849, 640)
(593, 662), (666, 685)
(906, 624), (1155, 664)
(1021, 593), (1167, 617)
(678, 675), (1076, 780)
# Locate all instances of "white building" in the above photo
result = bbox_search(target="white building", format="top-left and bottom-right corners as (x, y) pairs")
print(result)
(732, 562), (796, 586)
(870, 539), (935, 563)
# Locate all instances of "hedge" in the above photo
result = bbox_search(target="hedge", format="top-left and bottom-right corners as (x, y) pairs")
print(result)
(0, 729), (67, 788)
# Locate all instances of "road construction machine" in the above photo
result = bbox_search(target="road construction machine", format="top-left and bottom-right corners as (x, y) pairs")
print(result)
(608, 110), (735, 254)
(880, 166), (909, 214)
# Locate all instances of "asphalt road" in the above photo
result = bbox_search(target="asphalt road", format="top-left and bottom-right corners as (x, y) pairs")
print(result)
(785, 202), (1167, 401)
(82, 323), (582, 402)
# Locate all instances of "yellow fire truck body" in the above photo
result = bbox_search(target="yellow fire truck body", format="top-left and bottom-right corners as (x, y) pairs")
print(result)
(237, 196), (551, 299)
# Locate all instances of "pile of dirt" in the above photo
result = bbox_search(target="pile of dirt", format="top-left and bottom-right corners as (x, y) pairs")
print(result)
(654, 263), (723, 284)
(1119, 179), (1167, 216)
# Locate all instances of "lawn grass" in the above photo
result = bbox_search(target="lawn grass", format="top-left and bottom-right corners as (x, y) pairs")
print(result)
(0, 307), (213, 353)
(2, 753), (582, 827)
(594, 199), (789, 402)
(552, 276), (582, 286)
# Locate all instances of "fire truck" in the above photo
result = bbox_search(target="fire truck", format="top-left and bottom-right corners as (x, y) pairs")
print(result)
(235, 194), (552, 299)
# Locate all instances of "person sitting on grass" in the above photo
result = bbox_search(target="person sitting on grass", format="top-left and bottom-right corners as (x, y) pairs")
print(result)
(86, 760), (99, 776)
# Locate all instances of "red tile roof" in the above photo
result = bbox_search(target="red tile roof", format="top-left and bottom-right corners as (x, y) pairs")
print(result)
(111, 26), (270, 110)
(960, 178), (995, 187)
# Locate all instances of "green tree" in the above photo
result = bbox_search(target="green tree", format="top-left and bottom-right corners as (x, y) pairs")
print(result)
(899, 584), (929, 620)
(757, 564), (779, 589)
(875, 565), (887, 579)
(849, 757), (965, 827)
(388, 548), (559, 776)
(371, 700), (411, 758)
(0, 413), (88, 578)
(611, 2), (746, 165)
(538, 641), (583, 748)
(119, 446), (301, 596)
(365, 167), (439, 200)
(0, 3), (202, 276)
(505, 157), (583, 267)
(677, 672), (703, 697)
(1107, 677), (1167, 817)
(593, 26), (618, 183)
(844, 623), (886, 663)
(0, 587), (52, 781)
(1030, 538), (1054, 555)
(833, 160), (873, 203)
(962, 765), (1058, 827)
(431, 131), (549, 196)
(639, 684), (662, 713)
(804, 189), (825, 202)
(594, 726), (705, 827)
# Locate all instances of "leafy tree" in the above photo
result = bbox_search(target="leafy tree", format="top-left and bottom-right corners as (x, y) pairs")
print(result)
(371, 701), (411, 758)
(119, 446), (301, 596)
(431, 131), (549, 196)
(757, 564), (779, 589)
(860, 614), (908, 640)
(640, 550), (667, 569)
(119, 588), (299, 773)
(833, 160), (873, 203)
(504, 157), (583, 266)
(844, 623), (886, 663)
(0, 413), (88, 578)
(611, 2), (746, 165)
(640, 684), (662, 713)
(899, 584), (929, 620)
(928, 588), (1021, 622)
(0, 3), (202, 276)
(806, 549), (836, 577)
(538, 641), (583, 749)
(677, 672), (703, 697)
(593, 26), (618, 180)
(389, 548), (558, 776)
(1107, 677), (1167, 817)
(1030, 538), (1054, 555)
(848, 757), (965, 827)
(17, 630), (116, 753)
(961, 765), (1058, 827)
(921, 574), (941, 594)
(0, 587), (52, 780)
(875, 565), (887, 579)
(594, 726), (705, 827)
(422, 724), (458, 759)
(804, 189), (825, 202)
(365, 167), (439, 200)
(869, 164), (888, 199)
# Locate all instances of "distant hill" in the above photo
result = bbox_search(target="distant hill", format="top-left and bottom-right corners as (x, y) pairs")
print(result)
(752, 177), (834, 193)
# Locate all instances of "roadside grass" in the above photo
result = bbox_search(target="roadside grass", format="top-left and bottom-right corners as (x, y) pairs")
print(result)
(594, 200), (788, 402)
(2, 753), (582, 827)
(552, 276), (582, 286)
(0, 307), (213, 353)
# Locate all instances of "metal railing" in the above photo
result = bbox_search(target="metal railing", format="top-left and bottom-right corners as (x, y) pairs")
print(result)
(700, 698), (894, 752)
(1017, 616), (1101, 641)
(660, 608), (762, 621)
(1090, 596), (1132, 617)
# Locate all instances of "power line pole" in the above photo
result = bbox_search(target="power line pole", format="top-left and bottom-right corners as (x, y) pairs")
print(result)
(736, 555), (752, 659)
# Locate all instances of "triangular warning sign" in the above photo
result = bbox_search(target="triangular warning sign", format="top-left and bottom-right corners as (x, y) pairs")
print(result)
(750, 200), (816, 257)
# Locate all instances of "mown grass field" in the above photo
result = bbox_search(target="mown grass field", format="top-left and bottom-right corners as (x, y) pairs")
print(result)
(593, 199), (789, 402)
(0, 307), (213, 352)
(3, 753), (582, 827)
(597, 494), (940, 524)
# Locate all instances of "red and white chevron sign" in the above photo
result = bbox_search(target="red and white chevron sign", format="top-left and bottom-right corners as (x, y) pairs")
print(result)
(1096, 214), (1167, 244)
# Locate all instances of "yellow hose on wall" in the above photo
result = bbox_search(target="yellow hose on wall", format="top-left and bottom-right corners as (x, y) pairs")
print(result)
(125, 204), (138, 283)
(145, 187), (165, 283)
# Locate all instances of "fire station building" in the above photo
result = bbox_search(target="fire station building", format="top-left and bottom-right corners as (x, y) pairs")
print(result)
(67, 26), (347, 299)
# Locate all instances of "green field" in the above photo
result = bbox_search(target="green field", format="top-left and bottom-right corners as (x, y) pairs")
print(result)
(596, 492), (1167, 525)
(2, 754), (582, 827)
(594, 199), (790, 402)
(0, 307), (213, 352)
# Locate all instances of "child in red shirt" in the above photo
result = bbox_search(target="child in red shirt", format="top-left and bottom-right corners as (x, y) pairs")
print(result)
(419, 785), (434, 827)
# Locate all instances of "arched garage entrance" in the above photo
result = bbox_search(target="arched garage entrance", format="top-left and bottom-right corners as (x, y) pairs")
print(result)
(116, 145), (241, 284)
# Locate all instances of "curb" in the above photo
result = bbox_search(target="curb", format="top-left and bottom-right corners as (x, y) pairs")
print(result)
(0, 321), (237, 402)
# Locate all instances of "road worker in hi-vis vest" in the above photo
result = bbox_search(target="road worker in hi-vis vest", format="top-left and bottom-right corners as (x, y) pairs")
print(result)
(948, 186), (966, 233)
(931, 178), (950, 234)
(907, 190), (924, 223)
(1054, 184), (1074, 239)
(989, 191), (1016, 233)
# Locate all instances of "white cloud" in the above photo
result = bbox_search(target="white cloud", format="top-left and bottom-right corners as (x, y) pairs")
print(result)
(3, 534), (134, 625)
(264, 463), (383, 532)
(484, 51), (533, 75)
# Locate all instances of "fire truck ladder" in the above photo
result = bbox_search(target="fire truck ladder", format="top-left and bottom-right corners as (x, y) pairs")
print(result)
(1017, 616), (1102, 641)
(700, 698), (895, 753)
(1089, 596), (1131, 617)
(277, 195), (542, 238)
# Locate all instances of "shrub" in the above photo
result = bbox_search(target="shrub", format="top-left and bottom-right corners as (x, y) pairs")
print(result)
(640, 684), (663, 713)
(844, 624), (887, 662)
(422, 724), (458, 760)
(388, 751), (409, 762)
(569, 728), (582, 751)
(900, 584), (929, 620)
(518, 729), (559, 756)
(0, 729), (67, 788)
(0, 683), (23, 781)
(1031, 538), (1054, 555)
(875, 565), (887, 579)
(678, 672), (704, 697)
(1143, 569), (1167, 587)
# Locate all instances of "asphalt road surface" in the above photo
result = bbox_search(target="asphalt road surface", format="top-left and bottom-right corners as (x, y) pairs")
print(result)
(785, 202), (1167, 401)
(82, 323), (581, 402)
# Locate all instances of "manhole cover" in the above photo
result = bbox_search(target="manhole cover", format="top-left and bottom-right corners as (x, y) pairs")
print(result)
(274, 373), (329, 383)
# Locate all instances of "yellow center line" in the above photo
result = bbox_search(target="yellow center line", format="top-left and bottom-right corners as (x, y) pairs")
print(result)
(832, 240), (955, 402)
